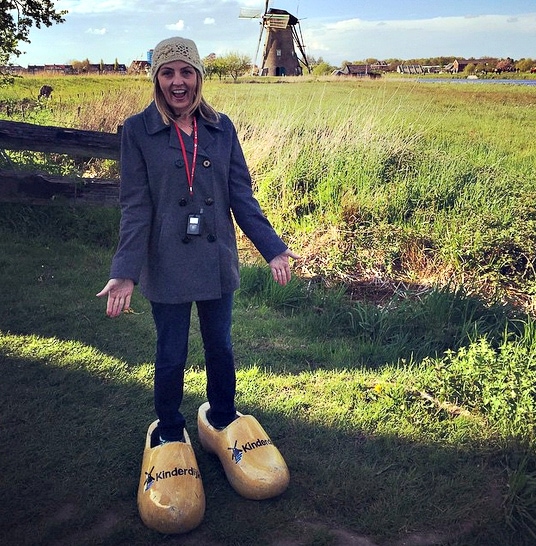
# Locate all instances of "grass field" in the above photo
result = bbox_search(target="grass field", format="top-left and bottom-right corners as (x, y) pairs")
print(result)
(2, 74), (535, 306)
(1, 75), (536, 545)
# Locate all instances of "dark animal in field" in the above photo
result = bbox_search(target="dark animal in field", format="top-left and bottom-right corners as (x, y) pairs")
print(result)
(38, 85), (53, 99)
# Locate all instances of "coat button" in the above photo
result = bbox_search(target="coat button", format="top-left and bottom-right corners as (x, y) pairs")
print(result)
(182, 236), (191, 244)
(203, 159), (211, 168)
(204, 198), (214, 206)
(207, 234), (216, 242)
(179, 198), (187, 206)
(175, 159), (185, 168)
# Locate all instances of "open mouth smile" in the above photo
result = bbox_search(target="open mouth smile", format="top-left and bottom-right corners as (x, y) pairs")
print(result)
(171, 89), (187, 100)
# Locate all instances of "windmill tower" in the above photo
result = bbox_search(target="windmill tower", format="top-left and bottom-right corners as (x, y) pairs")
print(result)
(240, 1), (310, 76)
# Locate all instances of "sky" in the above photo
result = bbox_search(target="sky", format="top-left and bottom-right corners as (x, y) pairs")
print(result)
(12, 0), (536, 68)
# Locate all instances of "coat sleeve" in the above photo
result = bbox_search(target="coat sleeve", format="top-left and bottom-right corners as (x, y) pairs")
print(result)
(109, 117), (153, 283)
(226, 119), (288, 263)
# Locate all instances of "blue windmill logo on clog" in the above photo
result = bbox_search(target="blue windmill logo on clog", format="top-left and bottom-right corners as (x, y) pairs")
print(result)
(143, 466), (155, 491)
(228, 439), (243, 464)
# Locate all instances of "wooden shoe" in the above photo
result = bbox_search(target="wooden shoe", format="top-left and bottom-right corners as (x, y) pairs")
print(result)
(197, 402), (289, 500)
(137, 420), (205, 534)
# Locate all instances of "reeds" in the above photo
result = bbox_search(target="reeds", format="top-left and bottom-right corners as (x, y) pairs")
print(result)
(2, 76), (535, 308)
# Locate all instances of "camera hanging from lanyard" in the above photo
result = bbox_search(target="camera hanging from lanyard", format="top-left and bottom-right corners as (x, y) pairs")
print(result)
(187, 211), (203, 236)
(175, 118), (203, 237)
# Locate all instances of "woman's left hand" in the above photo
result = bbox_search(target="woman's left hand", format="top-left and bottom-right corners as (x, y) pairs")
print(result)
(96, 278), (135, 317)
(269, 249), (300, 286)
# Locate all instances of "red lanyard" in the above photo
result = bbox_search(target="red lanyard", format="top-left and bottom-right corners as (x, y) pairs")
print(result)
(174, 117), (198, 196)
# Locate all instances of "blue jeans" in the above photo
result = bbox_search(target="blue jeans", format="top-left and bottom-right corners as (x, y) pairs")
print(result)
(151, 293), (237, 441)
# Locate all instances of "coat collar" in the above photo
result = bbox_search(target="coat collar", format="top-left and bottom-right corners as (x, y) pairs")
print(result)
(142, 101), (222, 135)
(142, 101), (222, 156)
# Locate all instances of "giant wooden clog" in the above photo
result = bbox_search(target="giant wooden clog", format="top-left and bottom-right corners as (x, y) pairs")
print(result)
(197, 402), (289, 500)
(137, 421), (205, 534)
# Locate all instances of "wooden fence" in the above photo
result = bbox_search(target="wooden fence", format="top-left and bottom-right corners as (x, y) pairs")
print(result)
(0, 119), (121, 206)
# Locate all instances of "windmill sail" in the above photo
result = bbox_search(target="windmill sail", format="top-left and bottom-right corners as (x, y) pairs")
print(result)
(239, 7), (263, 18)
(264, 13), (290, 29)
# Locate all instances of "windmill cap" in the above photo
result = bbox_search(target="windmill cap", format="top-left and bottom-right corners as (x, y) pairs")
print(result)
(151, 37), (204, 81)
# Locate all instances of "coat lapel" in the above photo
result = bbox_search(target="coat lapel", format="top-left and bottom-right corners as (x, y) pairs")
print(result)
(142, 101), (223, 157)
(196, 117), (219, 157)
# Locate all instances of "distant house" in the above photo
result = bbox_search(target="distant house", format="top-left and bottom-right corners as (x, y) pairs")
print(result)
(0, 64), (26, 75)
(445, 59), (495, 73)
(45, 64), (72, 74)
(15, 62), (128, 75)
(397, 64), (441, 74)
(397, 64), (424, 75)
(129, 60), (150, 75)
(333, 64), (381, 78)
(421, 65), (441, 74)
(27, 65), (44, 74)
(28, 64), (74, 75)
(100, 63), (127, 74)
(370, 61), (389, 72)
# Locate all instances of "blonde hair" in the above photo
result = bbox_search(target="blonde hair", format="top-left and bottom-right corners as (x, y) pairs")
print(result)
(153, 68), (220, 126)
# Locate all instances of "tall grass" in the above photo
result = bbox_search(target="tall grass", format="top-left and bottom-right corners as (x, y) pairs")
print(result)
(0, 74), (151, 130)
(1, 75), (535, 304)
(204, 79), (536, 306)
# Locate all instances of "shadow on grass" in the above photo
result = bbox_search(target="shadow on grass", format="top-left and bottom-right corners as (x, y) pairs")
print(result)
(0, 232), (530, 544)
(0, 339), (521, 546)
(0, 231), (522, 375)
(234, 265), (524, 374)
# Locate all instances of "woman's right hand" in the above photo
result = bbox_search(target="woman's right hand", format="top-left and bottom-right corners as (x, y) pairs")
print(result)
(96, 278), (135, 318)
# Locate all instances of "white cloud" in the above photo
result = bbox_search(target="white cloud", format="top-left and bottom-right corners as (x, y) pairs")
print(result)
(304, 13), (536, 62)
(86, 27), (107, 35)
(165, 20), (185, 31)
(204, 18), (216, 25)
(321, 13), (536, 34)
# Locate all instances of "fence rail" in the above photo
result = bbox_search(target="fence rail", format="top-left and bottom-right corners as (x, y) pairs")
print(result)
(0, 120), (121, 206)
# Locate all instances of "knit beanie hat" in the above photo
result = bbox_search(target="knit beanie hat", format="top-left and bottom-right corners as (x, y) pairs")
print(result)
(151, 37), (204, 81)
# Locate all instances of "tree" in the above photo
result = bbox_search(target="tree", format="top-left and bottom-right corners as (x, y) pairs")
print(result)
(71, 58), (90, 73)
(0, 49), (14, 85)
(496, 57), (515, 73)
(312, 62), (336, 76)
(203, 53), (250, 81)
(224, 52), (251, 81)
(515, 58), (535, 73)
(203, 53), (218, 80)
(306, 55), (324, 69)
(463, 62), (476, 75)
(204, 55), (227, 80)
(0, 1), (66, 59)
(475, 61), (489, 74)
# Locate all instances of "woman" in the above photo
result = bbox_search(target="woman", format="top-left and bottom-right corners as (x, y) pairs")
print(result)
(97, 37), (297, 533)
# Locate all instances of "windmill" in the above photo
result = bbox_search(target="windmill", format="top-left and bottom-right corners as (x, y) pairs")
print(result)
(240, 1), (310, 76)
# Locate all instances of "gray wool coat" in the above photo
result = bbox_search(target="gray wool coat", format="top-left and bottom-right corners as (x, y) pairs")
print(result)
(109, 101), (288, 304)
